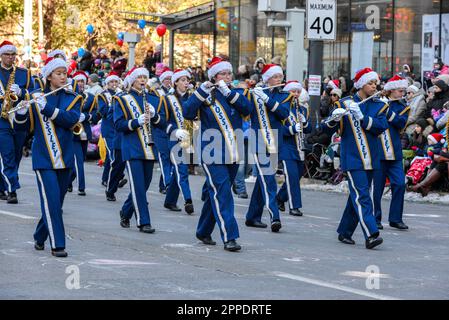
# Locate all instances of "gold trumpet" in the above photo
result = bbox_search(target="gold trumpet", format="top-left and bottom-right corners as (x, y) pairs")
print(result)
(1, 66), (19, 119)
(72, 122), (84, 136)
(180, 120), (199, 152)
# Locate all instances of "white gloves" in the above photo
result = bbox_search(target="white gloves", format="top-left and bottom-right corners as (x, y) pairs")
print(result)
(147, 104), (156, 118)
(175, 129), (190, 141)
(10, 84), (21, 97)
(16, 102), (29, 115)
(254, 87), (269, 103)
(217, 80), (231, 97)
(36, 94), (46, 111)
(200, 81), (214, 94)
(294, 123), (302, 133)
(349, 102), (364, 120)
(168, 87), (175, 95)
(79, 113), (86, 123)
(138, 113), (149, 126)
(298, 113), (307, 123)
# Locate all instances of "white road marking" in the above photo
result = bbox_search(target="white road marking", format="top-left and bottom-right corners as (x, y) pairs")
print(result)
(88, 259), (158, 266)
(273, 272), (399, 300)
(404, 214), (441, 218)
(0, 210), (37, 220)
(341, 271), (391, 279)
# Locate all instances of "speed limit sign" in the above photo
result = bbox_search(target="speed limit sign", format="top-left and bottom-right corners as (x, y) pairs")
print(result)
(306, 0), (336, 40)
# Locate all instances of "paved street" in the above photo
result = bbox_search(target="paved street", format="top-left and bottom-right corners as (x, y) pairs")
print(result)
(1, 157), (448, 300)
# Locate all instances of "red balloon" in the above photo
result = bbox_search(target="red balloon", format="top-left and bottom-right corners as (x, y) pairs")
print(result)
(117, 39), (124, 47)
(156, 24), (167, 37)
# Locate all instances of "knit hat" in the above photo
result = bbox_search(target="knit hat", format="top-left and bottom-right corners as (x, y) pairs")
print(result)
(159, 67), (173, 83)
(283, 80), (302, 92)
(0, 40), (17, 55)
(428, 133), (446, 145)
(434, 80), (449, 92)
(105, 71), (121, 85)
(327, 79), (340, 90)
(261, 64), (283, 83)
(353, 67), (379, 89)
(89, 73), (100, 84)
(384, 75), (408, 91)
(126, 66), (149, 86)
(207, 57), (233, 80)
(415, 118), (428, 130)
(41, 57), (67, 79)
(72, 70), (89, 83)
(407, 84), (419, 94)
(330, 88), (342, 98)
(48, 49), (67, 61)
(171, 69), (191, 85)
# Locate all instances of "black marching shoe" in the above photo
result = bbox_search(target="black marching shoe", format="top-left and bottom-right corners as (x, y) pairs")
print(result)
(245, 220), (268, 228)
(139, 225), (155, 234)
(159, 188), (167, 195)
(237, 192), (248, 199)
(271, 220), (282, 233)
(51, 249), (68, 258)
(7, 192), (18, 204)
(289, 209), (303, 216)
(389, 221), (409, 230)
(78, 190), (86, 196)
(338, 234), (355, 245)
(0, 191), (7, 200)
(277, 198), (285, 212)
(164, 203), (182, 212)
(67, 185), (73, 192)
(224, 240), (241, 252)
(118, 178), (128, 188)
(105, 191), (116, 202)
(184, 200), (194, 215)
(34, 241), (45, 251)
(376, 222), (384, 230)
(119, 211), (130, 228)
(101, 181), (107, 187)
(196, 233), (216, 246)
(365, 234), (383, 250)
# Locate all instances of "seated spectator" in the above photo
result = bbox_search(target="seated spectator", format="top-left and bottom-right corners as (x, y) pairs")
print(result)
(405, 83), (427, 135)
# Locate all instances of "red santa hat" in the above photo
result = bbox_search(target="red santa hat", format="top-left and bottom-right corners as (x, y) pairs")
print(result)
(0, 40), (17, 55)
(283, 80), (303, 92)
(159, 67), (174, 83)
(48, 49), (67, 61)
(428, 133), (446, 145)
(207, 57), (233, 80)
(353, 67), (379, 89)
(72, 70), (89, 83)
(41, 57), (67, 79)
(327, 79), (340, 90)
(384, 75), (408, 91)
(261, 64), (283, 83)
(171, 69), (191, 85)
(105, 71), (121, 85)
(126, 66), (149, 86)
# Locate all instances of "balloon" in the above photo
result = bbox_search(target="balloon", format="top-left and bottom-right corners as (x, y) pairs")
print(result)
(24, 46), (31, 54)
(86, 24), (94, 34)
(137, 19), (146, 29)
(117, 32), (125, 40)
(156, 24), (167, 37)
(77, 47), (85, 57)
(116, 39), (124, 47)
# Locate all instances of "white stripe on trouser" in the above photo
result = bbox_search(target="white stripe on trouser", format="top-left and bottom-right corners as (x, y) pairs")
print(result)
(170, 151), (185, 201)
(158, 152), (168, 186)
(254, 154), (274, 220)
(203, 164), (228, 243)
(106, 148), (115, 191)
(282, 160), (294, 210)
(74, 154), (79, 185)
(0, 153), (12, 193)
(36, 171), (56, 249)
(347, 171), (371, 237)
(104, 140), (113, 188)
(126, 161), (141, 227)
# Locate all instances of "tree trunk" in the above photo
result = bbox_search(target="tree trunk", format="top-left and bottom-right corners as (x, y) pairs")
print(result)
(43, 0), (57, 49)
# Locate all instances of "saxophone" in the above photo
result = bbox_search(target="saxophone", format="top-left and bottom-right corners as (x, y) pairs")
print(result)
(179, 89), (198, 153)
(1, 66), (19, 119)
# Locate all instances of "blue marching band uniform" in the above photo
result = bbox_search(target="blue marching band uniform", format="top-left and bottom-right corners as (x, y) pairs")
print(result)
(113, 68), (166, 233)
(373, 91), (410, 229)
(277, 93), (312, 216)
(0, 51), (34, 203)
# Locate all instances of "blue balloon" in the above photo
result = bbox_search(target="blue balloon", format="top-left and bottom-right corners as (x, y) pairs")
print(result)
(118, 32), (125, 40)
(137, 19), (146, 29)
(77, 47), (85, 57)
(86, 24), (94, 34)
(24, 45), (31, 54)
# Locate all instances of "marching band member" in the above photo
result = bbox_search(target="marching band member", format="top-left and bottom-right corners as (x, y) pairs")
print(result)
(323, 67), (389, 249)
(14, 57), (81, 257)
(183, 57), (252, 251)
(245, 64), (290, 232)
(153, 67), (173, 195)
(373, 75), (410, 230)
(68, 70), (97, 196)
(164, 69), (194, 214)
(96, 71), (126, 201)
(0, 40), (34, 204)
(114, 66), (166, 234)
(276, 81), (312, 217)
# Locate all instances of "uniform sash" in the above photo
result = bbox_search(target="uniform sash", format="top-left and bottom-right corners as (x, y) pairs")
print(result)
(253, 93), (276, 154)
(380, 128), (395, 160)
(167, 94), (184, 130)
(343, 99), (372, 170)
(33, 92), (65, 169)
(122, 94), (155, 160)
